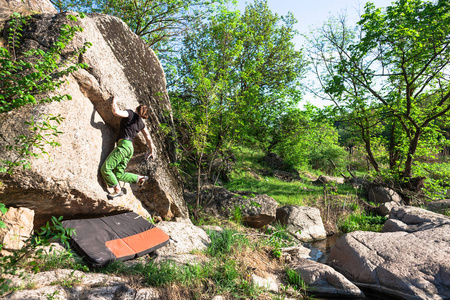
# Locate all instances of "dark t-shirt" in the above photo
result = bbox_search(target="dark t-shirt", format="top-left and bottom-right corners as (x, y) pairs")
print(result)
(117, 109), (145, 141)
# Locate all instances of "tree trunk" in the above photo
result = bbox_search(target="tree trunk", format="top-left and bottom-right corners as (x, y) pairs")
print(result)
(402, 130), (422, 178)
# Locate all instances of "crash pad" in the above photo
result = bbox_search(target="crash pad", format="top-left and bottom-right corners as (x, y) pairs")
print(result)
(62, 212), (169, 267)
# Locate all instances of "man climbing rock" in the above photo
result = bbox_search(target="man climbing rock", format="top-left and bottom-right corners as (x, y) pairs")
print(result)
(101, 96), (157, 199)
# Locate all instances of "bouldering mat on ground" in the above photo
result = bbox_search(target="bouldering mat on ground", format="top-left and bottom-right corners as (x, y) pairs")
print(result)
(62, 212), (169, 267)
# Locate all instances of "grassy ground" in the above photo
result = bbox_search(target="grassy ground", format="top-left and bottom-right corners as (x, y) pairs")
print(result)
(223, 147), (372, 234)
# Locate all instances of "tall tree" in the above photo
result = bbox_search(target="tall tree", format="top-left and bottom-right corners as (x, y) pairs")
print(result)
(171, 0), (304, 207)
(309, 0), (450, 179)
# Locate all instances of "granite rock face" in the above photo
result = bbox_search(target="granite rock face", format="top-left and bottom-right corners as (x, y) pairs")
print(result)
(0, 0), (56, 22)
(276, 205), (327, 242)
(0, 10), (187, 227)
(0, 207), (34, 254)
(327, 206), (450, 300)
(290, 258), (365, 298)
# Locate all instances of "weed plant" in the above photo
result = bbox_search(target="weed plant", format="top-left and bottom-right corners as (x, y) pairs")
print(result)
(260, 222), (296, 258)
(338, 212), (387, 233)
(206, 228), (249, 257)
(285, 268), (313, 299)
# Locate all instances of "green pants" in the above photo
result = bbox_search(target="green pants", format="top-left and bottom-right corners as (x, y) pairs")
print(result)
(101, 139), (138, 187)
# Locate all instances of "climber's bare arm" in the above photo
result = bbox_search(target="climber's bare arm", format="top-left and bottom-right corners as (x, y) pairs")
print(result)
(110, 96), (129, 118)
(141, 127), (157, 160)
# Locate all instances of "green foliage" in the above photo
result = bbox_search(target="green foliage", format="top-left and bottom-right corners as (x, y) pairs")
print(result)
(0, 12), (91, 174)
(414, 162), (450, 200)
(0, 13), (90, 113)
(0, 203), (7, 229)
(1, 114), (65, 174)
(230, 205), (243, 224)
(0, 216), (75, 295)
(338, 212), (387, 233)
(263, 222), (296, 258)
(171, 0), (305, 194)
(308, 0), (450, 179)
(52, 0), (220, 53)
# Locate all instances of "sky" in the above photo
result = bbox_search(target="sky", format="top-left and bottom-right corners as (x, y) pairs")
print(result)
(235, 0), (395, 107)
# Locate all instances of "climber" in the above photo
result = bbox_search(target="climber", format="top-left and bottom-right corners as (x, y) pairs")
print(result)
(101, 96), (157, 199)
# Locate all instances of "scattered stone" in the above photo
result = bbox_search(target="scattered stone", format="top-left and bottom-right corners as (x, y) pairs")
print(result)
(201, 225), (224, 234)
(368, 186), (402, 205)
(327, 206), (450, 300)
(273, 170), (299, 182)
(382, 205), (450, 233)
(276, 206), (327, 242)
(346, 177), (369, 189)
(4, 269), (161, 300)
(152, 253), (208, 266)
(0, 207), (34, 254)
(312, 175), (345, 185)
(251, 273), (281, 292)
(290, 258), (365, 298)
(262, 152), (292, 172)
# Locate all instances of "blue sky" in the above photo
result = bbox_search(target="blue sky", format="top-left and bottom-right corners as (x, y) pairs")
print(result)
(235, 0), (395, 107)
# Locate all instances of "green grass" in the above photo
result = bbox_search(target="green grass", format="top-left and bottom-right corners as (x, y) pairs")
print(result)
(338, 212), (387, 233)
(225, 147), (360, 207)
(98, 229), (261, 299)
(206, 228), (250, 257)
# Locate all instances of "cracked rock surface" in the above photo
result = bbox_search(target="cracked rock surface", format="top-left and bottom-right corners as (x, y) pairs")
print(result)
(0, 10), (187, 227)
(326, 206), (450, 300)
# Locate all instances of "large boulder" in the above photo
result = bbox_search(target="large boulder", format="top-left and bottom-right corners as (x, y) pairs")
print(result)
(0, 10), (188, 227)
(276, 205), (327, 242)
(368, 186), (402, 205)
(290, 258), (365, 298)
(326, 206), (450, 300)
(202, 187), (278, 228)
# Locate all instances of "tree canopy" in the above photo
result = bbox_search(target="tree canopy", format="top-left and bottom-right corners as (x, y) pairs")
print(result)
(308, 0), (450, 179)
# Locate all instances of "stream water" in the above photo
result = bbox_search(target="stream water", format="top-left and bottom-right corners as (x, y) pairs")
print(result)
(307, 233), (342, 262)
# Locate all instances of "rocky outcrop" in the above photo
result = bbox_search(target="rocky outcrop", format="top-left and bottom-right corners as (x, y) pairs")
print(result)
(4, 269), (162, 299)
(0, 11), (188, 227)
(202, 187), (278, 228)
(290, 258), (365, 298)
(326, 206), (450, 300)
(0, 207), (34, 254)
(276, 205), (327, 242)
(368, 186), (403, 205)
